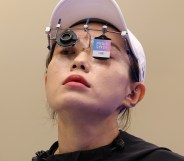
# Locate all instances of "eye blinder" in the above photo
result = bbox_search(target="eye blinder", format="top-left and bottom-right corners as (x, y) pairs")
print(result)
(56, 30), (78, 47)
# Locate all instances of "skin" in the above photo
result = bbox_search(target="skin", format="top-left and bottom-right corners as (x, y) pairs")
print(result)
(45, 23), (145, 154)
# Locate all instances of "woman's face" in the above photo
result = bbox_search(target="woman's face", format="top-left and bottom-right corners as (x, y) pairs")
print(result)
(45, 23), (132, 117)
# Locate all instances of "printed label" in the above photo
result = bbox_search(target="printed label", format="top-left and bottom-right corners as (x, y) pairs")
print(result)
(93, 39), (111, 58)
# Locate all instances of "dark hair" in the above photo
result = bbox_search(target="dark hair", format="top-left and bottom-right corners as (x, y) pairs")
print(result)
(45, 22), (140, 130)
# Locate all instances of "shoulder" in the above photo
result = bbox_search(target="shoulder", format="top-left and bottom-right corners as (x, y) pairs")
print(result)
(119, 131), (184, 161)
(143, 149), (184, 161)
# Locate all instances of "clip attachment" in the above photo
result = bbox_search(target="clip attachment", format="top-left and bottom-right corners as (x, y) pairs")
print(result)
(92, 24), (111, 59)
(84, 18), (90, 31)
(56, 19), (61, 28)
(45, 27), (51, 34)
(45, 27), (51, 50)
(93, 35), (111, 59)
(102, 25), (108, 35)
(121, 31), (127, 37)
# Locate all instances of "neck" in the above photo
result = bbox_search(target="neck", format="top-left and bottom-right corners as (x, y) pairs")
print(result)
(56, 110), (119, 154)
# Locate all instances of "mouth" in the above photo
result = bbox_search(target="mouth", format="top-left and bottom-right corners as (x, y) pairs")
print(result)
(63, 75), (91, 88)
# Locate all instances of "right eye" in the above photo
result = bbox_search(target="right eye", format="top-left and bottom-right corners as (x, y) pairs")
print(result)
(60, 47), (76, 55)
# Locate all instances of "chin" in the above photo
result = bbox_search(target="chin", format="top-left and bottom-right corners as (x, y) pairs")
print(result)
(48, 94), (118, 117)
(48, 95), (89, 111)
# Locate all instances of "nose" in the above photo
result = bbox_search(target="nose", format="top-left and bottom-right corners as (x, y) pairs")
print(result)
(70, 50), (90, 73)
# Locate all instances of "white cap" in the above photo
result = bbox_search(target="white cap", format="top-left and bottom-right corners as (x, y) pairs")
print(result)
(49, 0), (146, 82)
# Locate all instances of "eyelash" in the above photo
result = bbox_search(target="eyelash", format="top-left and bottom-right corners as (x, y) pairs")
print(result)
(60, 47), (76, 55)
(59, 47), (113, 60)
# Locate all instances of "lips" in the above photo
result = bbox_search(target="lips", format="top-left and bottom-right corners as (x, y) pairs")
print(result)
(63, 75), (90, 88)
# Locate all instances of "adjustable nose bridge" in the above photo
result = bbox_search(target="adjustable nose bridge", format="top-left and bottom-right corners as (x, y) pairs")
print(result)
(70, 50), (91, 73)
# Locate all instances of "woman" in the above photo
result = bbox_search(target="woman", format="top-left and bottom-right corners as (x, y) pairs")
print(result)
(32, 0), (184, 160)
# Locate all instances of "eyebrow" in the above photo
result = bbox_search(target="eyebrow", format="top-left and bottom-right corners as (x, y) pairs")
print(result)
(111, 42), (121, 51)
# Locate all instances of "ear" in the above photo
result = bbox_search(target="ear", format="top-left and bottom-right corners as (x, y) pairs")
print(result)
(122, 82), (145, 109)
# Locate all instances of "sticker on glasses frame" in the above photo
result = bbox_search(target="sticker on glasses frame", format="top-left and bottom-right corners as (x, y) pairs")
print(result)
(93, 35), (111, 59)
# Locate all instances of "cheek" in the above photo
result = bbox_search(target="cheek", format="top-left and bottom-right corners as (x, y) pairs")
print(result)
(93, 60), (130, 89)
(46, 57), (70, 81)
(91, 62), (130, 110)
(111, 65), (130, 98)
(102, 70), (130, 99)
(46, 60), (61, 86)
(45, 58), (70, 98)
